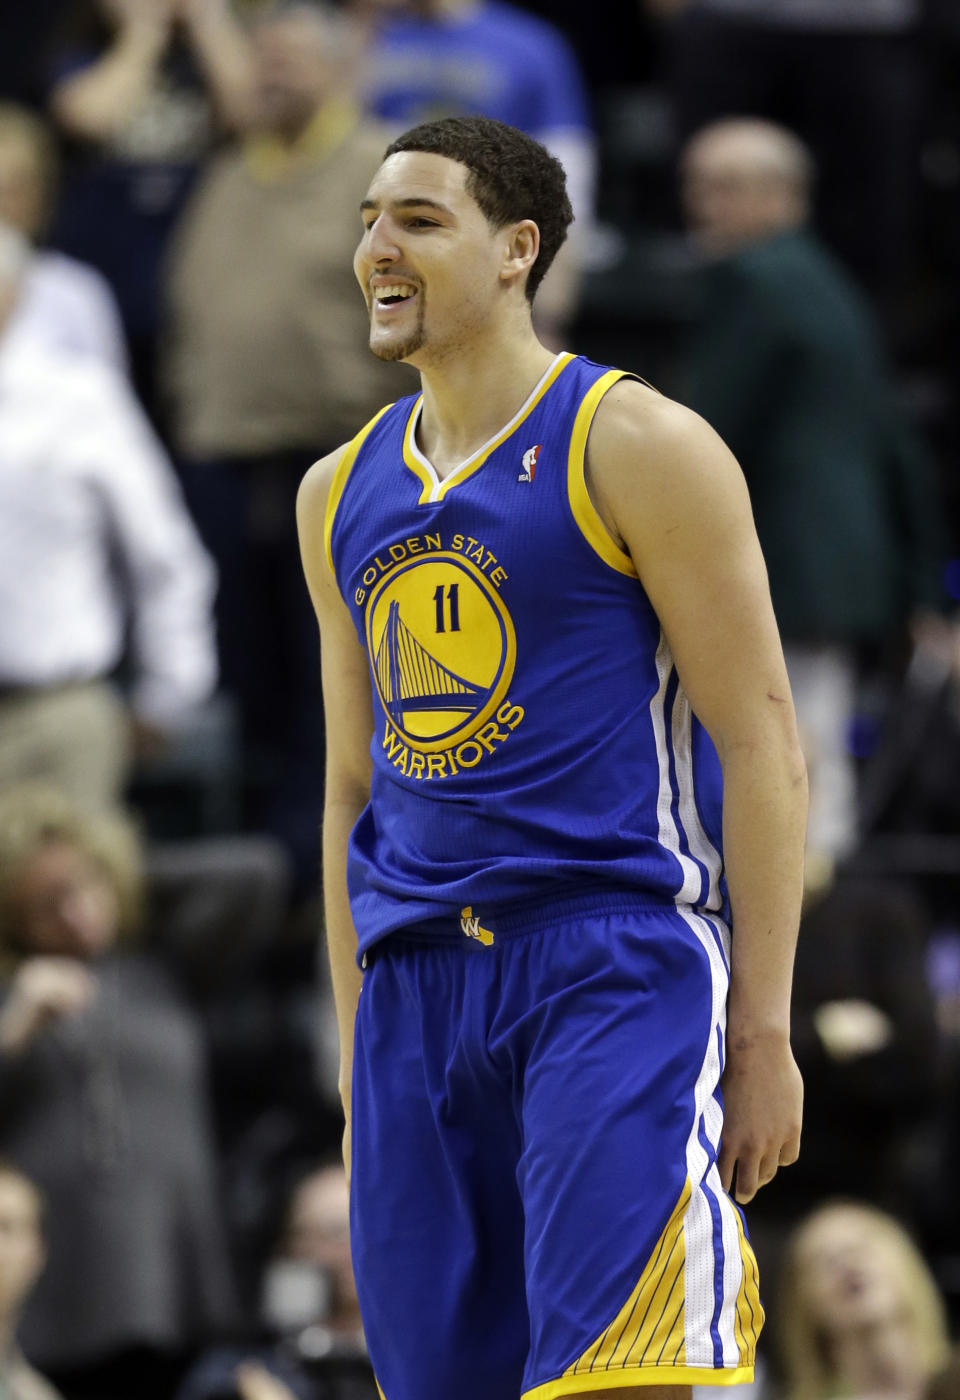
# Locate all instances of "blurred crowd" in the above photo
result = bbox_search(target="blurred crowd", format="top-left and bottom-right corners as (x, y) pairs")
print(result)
(2, 0), (960, 1396)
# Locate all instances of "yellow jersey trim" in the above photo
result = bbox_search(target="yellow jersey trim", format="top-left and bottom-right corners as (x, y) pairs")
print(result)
(323, 403), (395, 579)
(566, 1177), (690, 1380)
(522, 1364), (755, 1399)
(402, 352), (576, 504)
(401, 396), (432, 502)
(567, 369), (639, 578)
(733, 1205), (765, 1363)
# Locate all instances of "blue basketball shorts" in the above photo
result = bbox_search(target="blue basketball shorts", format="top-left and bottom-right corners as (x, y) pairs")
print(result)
(349, 900), (763, 1400)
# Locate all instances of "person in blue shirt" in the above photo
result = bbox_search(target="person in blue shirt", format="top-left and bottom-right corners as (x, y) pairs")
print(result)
(353, 0), (595, 340)
(297, 114), (806, 1400)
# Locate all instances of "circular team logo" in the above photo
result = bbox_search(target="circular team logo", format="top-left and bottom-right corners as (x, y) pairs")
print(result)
(365, 551), (516, 753)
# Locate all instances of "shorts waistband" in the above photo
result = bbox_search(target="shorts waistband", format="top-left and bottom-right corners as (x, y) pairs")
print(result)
(381, 889), (683, 947)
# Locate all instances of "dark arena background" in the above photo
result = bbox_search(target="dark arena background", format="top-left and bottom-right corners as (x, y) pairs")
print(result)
(1, 2), (960, 1397)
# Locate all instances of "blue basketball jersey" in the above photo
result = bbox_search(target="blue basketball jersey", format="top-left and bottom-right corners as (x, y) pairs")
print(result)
(325, 352), (727, 954)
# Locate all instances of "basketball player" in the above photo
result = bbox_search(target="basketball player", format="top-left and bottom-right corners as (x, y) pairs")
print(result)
(297, 115), (806, 1400)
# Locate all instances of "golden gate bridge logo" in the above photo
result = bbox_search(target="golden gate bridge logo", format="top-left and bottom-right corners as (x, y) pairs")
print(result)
(365, 552), (516, 752)
(375, 600), (484, 727)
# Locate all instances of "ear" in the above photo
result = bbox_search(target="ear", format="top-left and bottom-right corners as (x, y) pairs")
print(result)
(499, 219), (540, 291)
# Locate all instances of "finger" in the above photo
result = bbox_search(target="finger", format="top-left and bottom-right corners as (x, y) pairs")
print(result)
(717, 1140), (735, 1195)
(733, 1154), (760, 1205)
(756, 1149), (781, 1192)
(778, 1131), (801, 1168)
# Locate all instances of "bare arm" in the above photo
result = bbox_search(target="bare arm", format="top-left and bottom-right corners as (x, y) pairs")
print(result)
(177, 0), (255, 132)
(297, 450), (374, 1165)
(589, 382), (807, 1203)
(50, 1), (173, 142)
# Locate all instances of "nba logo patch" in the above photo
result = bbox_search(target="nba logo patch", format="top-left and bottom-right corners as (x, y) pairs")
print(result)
(518, 444), (541, 482)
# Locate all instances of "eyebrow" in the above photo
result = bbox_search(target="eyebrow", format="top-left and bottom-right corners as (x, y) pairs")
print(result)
(360, 196), (454, 216)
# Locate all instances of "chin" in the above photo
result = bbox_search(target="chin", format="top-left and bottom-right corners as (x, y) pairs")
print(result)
(369, 334), (424, 364)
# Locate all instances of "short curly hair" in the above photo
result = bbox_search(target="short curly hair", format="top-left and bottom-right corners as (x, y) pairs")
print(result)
(383, 116), (573, 303)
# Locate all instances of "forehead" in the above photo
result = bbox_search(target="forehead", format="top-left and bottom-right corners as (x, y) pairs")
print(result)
(799, 1209), (876, 1255)
(362, 151), (475, 212)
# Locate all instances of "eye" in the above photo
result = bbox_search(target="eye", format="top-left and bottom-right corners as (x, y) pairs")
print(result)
(408, 217), (439, 229)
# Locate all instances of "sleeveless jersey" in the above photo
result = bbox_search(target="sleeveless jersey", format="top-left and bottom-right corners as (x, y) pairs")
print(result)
(325, 353), (727, 954)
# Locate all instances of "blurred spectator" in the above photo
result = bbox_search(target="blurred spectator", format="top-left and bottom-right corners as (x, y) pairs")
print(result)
(0, 1163), (64, 1400)
(164, 0), (411, 890)
(0, 221), (217, 813)
(178, 1162), (376, 1400)
(0, 103), (126, 367)
(679, 118), (943, 867)
(777, 1200), (951, 1400)
(46, 0), (255, 410)
(351, 0), (596, 337)
(786, 875), (946, 1216)
(650, 0), (925, 318)
(0, 786), (238, 1400)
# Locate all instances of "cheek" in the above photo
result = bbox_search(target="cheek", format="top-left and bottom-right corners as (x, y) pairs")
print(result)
(353, 244), (369, 293)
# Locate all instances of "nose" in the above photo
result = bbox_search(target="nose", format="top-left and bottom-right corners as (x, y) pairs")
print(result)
(363, 212), (401, 267)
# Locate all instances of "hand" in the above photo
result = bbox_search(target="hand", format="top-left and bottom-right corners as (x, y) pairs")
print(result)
(718, 1028), (802, 1204)
(234, 1362), (300, 1400)
(0, 958), (97, 1053)
(814, 999), (893, 1061)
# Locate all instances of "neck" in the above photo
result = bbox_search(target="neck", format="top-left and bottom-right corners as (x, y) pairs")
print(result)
(414, 314), (558, 476)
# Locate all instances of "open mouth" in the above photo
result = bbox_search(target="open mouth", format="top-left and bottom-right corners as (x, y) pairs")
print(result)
(373, 282), (418, 311)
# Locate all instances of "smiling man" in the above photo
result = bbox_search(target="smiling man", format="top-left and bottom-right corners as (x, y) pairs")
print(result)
(297, 115), (806, 1400)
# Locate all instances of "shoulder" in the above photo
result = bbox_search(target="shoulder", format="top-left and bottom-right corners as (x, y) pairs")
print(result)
(298, 398), (399, 527)
(31, 250), (111, 298)
(297, 444), (349, 527)
(731, 232), (832, 301)
(0, 341), (109, 408)
(483, 1), (575, 52)
(587, 378), (750, 544)
(590, 377), (737, 489)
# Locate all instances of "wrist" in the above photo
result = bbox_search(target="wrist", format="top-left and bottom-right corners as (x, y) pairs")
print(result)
(725, 1016), (791, 1056)
(119, 16), (170, 56)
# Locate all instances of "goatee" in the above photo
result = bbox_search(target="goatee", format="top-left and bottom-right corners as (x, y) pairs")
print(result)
(370, 328), (425, 362)
(369, 293), (425, 362)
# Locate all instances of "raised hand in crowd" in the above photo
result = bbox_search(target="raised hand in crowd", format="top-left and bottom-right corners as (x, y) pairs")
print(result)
(0, 957), (97, 1055)
(50, 0), (253, 143)
(50, 0), (178, 141)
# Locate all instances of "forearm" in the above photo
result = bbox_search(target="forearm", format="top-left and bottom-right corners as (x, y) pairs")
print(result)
(51, 22), (168, 140)
(322, 793), (366, 1108)
(720, 728), (807, 1040)
(184, 2), (255, 130)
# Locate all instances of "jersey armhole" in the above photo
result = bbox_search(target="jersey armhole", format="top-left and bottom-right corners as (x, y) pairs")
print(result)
(567, 369), (640, 578)
(323, 402), (395, 580)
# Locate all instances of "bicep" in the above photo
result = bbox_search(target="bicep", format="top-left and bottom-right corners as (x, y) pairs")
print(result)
(594, 391), (795, 755)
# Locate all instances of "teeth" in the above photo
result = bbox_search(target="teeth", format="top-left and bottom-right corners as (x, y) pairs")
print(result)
(375, 284), (417, 300)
